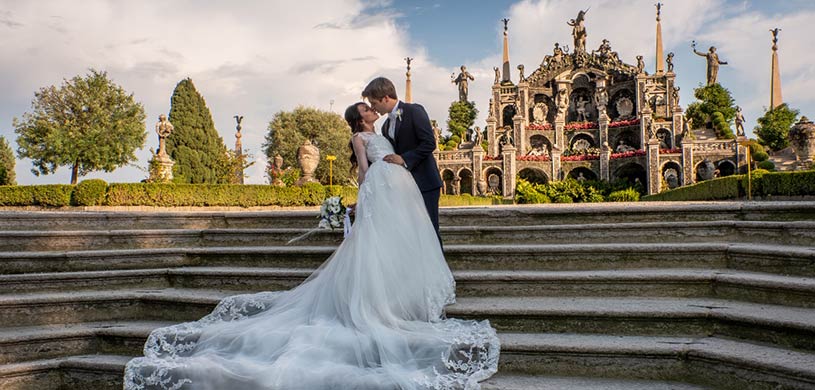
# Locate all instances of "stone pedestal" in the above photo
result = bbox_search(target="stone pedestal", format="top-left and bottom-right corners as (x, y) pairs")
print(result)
(149, 154), (175, 183)
(295, 140), (320, 186)
(790, 116), (815, 170)
(501, 145), (517, 199)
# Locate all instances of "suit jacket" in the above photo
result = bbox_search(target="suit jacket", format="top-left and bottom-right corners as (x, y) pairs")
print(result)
(386, 101), (443, 192)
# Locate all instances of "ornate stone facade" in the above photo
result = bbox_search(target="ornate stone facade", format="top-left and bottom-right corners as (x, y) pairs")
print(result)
(434, 10), (746, 198)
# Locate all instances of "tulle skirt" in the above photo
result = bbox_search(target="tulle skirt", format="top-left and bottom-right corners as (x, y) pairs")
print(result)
(124, 161), (500, 390)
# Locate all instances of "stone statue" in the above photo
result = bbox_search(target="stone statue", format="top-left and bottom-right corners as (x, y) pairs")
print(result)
(499, 127), (514, 147)
(493, 67), (500, 84)
(567, 9), (588, 53)
(452, 65), (475, 102)
(789, 116), (815, 168)
(734, 106), (745, 136)
(672, 86), (680, 107)
(664, 168), (679, 189)
(155, 114), (174, 157)
(556, 89), (569, 118)
(615, 96), (634, 120)
(594, 86), (608, 119)
(636, 55), (645, 74)
(473, 126), (483, 146)
(616, 140), (635, 153)
(666, 52), (675, 72)
(575, 96), (590, 122)
(452, 176), (461, 195)
(517, 64), (525, 82)
(547, 43), (567, 69)
(431, 120), (442, 149)
(692, 41), (728, 85)
(295, 139), (320, 185)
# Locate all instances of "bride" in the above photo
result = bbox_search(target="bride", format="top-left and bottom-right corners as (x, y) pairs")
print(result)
(123, 102), (500, 390)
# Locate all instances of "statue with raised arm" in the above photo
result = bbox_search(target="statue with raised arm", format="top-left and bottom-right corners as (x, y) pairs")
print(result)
(692, 41), (728, 85)
(567, 9), (589, 53)
(452, 65), (475, 102)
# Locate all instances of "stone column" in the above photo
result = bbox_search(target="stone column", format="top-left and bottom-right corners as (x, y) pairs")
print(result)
(600, 145), (611, 181)
(472, 147), (486, 196)
(682, 142), (694, 185)
(647, 140), (661, 194)
(486, 117), (498, 156)
(513, 114), (525, 154)
(501, 145), (517, 199)
(551, 148), (562, 182)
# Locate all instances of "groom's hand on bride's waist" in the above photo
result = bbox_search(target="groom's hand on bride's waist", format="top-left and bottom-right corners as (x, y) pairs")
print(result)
(383, 154), (407, 169)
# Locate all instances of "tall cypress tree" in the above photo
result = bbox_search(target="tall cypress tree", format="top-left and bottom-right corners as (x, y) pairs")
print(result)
(0, 136), (16, 185)
(166, 78), (230, 183)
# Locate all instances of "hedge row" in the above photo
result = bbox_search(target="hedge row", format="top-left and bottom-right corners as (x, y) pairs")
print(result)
(643, 170), (815, 201)
(0, 181), (360, 207)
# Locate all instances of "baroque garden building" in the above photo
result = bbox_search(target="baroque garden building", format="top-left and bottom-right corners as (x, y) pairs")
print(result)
(434, 10), (748, 198)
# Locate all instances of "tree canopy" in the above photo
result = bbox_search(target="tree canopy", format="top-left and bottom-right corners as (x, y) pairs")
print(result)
(754, 103), (799, 151)
(444, 101), (478, 150)
(264, 106), (352, 185)
(0, 136), (16, 185)
(685, 83), (736, 139)
(13, 69), (146, 184)
(166, 78), (232, 184)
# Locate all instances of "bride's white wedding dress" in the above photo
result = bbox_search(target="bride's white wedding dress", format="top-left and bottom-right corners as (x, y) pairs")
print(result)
(124, 132), (500, 390)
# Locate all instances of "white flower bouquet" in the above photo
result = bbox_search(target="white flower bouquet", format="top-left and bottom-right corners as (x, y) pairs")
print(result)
(288, 196), (351, 244)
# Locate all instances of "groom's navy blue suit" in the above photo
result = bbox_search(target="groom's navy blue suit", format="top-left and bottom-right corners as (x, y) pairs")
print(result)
(382, 101), (443, 243)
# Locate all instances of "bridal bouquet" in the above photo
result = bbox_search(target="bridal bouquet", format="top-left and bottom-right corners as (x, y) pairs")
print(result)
(318, 196), (345, 230)
(288, 196), (352, 244)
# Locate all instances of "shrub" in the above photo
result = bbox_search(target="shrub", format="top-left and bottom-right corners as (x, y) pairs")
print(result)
(73, 179), (108, 206)
(0, 185), (75, 206)
(757, 160), (775, 171)
(607, 188), (640, 202)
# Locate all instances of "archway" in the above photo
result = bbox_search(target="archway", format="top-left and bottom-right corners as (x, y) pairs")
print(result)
(441, 169), (455, 195)
(484, 167), (503, 196)
(661, 161), (682, 189)
(502, 105), (517, 128)
(569, 133), (596, 151)
(458, 168), (474, 195)
(716, 159), (736, 177)
(528, 135), (552, 156)
(613, 162), (647, 187)
(518, 167), (549, 185)
(568, 167), (597, 182)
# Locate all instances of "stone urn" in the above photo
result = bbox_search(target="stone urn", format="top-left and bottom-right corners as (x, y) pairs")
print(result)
(476, 179), (488, 196)
(789, 116), (815, 169)
(296, 139), (320, 186)
(271, 153), (285, 187)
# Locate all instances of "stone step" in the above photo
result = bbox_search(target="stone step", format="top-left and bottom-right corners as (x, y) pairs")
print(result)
(1, 243), (811, 276)
(2, 290), (814, 351)
(4, 333), (815, 390)
(2, 267), (814, 309)
(1, 202), (814, 231)
(482, 375), (713, 390)
(2, 220), (813, 251)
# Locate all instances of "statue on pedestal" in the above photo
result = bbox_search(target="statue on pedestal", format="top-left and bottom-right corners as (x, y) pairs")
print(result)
(734, 106), (746, 136)
(149, 114), (175, 183)
(451, 65), (475, 102)
(567, 9), (588, 53)
(692, 41), (728, 85)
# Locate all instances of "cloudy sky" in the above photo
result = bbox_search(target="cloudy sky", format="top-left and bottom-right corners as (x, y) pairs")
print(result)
(1, 0), (813, 185)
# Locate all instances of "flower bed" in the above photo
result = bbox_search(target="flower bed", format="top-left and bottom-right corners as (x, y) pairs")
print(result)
(608, 118), (640, 128)
(610, 149), (647, 159)
(564, 121), (599, 130)
(561, 154), (600, 161)
(526, 123), (553, 131)
(517, 155), (551, 161)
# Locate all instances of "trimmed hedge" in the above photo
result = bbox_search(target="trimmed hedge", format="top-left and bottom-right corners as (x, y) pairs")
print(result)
(0, 184), (74, 206)
(73, 179), (108, 206)
(643, 170), (815, 201)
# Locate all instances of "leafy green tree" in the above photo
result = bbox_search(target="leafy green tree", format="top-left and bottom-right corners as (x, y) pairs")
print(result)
(13, 69), (146, 184)
(0, 136), (15, 185)
(264, 106), (352, 185)
(685, 84), (736, 139)
(166, 78), (231, 183)
(446, 101), (478, 143)
(754, 103), (799, 151)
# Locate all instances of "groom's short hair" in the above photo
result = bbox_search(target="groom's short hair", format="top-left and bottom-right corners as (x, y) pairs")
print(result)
(362, 77), (398, 100)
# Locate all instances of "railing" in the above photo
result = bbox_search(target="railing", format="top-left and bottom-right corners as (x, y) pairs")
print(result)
(692, 141), (737, 153)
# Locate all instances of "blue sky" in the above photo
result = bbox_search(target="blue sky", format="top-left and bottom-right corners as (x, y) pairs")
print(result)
(1, 0), (813, 185)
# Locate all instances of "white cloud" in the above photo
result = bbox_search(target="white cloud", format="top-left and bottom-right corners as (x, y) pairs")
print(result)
(1, 0), (812, 185)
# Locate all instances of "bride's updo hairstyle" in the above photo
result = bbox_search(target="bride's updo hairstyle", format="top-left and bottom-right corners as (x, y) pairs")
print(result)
(344, 102), (366, 174)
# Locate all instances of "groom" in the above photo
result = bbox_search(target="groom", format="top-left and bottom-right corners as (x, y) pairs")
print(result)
(362, 77), (443, 244)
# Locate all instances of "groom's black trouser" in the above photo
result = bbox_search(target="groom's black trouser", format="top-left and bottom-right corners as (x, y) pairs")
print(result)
(421, 187), (442, 248)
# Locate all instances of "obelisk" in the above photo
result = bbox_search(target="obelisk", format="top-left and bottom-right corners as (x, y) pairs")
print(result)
(655, 3), (665, 74)
(501, 18), (511, 83)
(404, 57), (413, 104)
(770, 28), (783, 109)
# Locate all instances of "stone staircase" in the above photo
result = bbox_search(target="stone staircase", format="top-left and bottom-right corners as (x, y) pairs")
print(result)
(0, 202), (814, 389)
